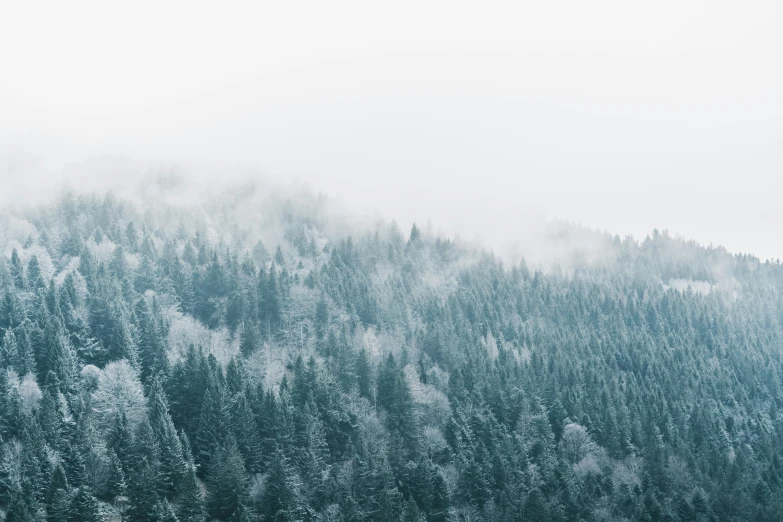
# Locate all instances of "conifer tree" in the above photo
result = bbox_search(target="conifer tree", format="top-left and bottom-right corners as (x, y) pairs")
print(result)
(106, 450), (127, 501)
(5, 494), (37, 522)
(47, 488), (70, 522)
(356, 347), (372, 400)
(230, 392), (263, 473)
(0, 330), (17, 369)
(148, 377), (186, 499)
(137, 298), (169, 383)
(205, 438), (252, 521)
(67, 486), (100, 522)
(264, 448), (305, 522)
(239, 320), (260, 358)
(26, 256), (45, 293)
(45, 463), (68, 508)
(153, 499), (181, 522)
(107, 410), (134, 475)
(0, 286), (24, 335)
(9, 249), (26, 289)
(177, 464), (205, 522)
(126, 457), (160, 522)
(14, 325), (36, 377)
(195, 385), (227, 473)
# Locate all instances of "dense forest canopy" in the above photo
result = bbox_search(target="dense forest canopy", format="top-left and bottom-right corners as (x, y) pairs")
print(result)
(0, 178), (782, 521)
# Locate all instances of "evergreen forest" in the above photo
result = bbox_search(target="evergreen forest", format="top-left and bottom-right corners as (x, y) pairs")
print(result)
(1, 182), (782, 521)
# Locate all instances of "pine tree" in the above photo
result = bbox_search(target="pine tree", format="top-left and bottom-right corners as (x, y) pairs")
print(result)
(132, 418), (161, 476)
(26, 256), (45, 292)
(0, 329), (18, 369)
(14, 325), (37, 376)
(135, 254), (158, 294)
(5, 494), (38, 522)
(356, 348), (372, 399)
(45, 463), (69, 509)
(126, 457), (160, 522)
(136, 298), (168, 382)
(264, 448), (305, 522)
(107, 309), (139, 367)
(194, 386), (226, 473)
(9, 249), (26, 289)
(148, 377), (186, 499)
(230, 392), (263, 473)
(0, 286), (24, 335)
(38, 388), (64, 450)
(0, 370), (25, 440)
(153, 499), (181, 522)
(177, 464), (205, 522)
(67, 486), (100, 522)
(400, 498), (426, 522)
(109, 245), (128, 288)
(106, 450), (127, 501)
(205, 438), (252, 521)
(263, 264), (280, 336)
(47, 488), (71, 522)
(44, 324), (80, 395)
(315, 297), (329, 340)
(389, 373), (417, 449)
(87, 289), (113, 352)
(225, 358), (245, 398)
(60, 439), (87, 490)
(107, 410), (134, 475)
(239, 320), (261, 358)
(225, 289), (244, 335)
(376, 353), (398, 411)
(300, 397), (330, 510)
(20, 416), (50, 509)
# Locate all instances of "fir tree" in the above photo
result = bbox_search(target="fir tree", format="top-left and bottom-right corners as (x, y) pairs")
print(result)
(205, 438), (251, 521)
(106, 450), (127, 501)
(148, 377), (186, 499)
(177, 464), (205, 522)
(67, 486), (100, 522)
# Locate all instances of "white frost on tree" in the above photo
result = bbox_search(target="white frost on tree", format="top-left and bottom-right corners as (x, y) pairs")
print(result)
(404, 363), (451, 428)
(86, 237), (116, 265)
(17, 372), (41, 413)
(166, 307), (237, 365)
(481, 330), (499, 362)
(559, 422), (599, 464)
(91, 359), (147, 433)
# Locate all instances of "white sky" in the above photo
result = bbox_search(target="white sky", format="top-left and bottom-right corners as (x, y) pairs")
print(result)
(1, 0), (782, 259)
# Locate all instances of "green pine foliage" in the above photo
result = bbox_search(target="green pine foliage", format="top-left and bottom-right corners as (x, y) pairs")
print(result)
(0, 189), (782, 521)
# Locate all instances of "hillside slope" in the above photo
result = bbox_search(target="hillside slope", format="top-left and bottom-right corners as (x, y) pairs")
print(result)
(1, 184), (782, 521)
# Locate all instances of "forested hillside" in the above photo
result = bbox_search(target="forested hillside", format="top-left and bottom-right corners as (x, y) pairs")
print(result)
(1, 182), (782, 521)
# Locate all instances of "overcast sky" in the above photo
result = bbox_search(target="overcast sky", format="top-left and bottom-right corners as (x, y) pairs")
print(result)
(1, 0), (782, 260)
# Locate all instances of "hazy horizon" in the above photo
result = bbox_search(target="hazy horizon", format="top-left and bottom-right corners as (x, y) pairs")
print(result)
(3, 5), (783, 519)
(2, 0), (782, 260)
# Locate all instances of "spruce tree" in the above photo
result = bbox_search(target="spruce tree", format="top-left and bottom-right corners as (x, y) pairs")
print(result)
(107, 410), (134, 475)
(5, 494), (38, 522)
(67, 486), (100, 522)
(194, 386), (226, 473)
(9, 249), (26, 289)
(106, 450), (127, 501)
(230, 392), (263, 473)
(356, 348), (372, 399)
(177, 464), (205, 522)
(205, 438), (251, 521)
(148, 377), (186, 499)
(47, 488), (71, 522)
(239, 320), (261, 358)
(126, 457), (160, 522)
(153, 499), (181, 522)
(264, 448), (305, 522)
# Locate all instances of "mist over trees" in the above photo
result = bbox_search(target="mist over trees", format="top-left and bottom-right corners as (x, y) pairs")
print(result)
(0, 179), (782, 521)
